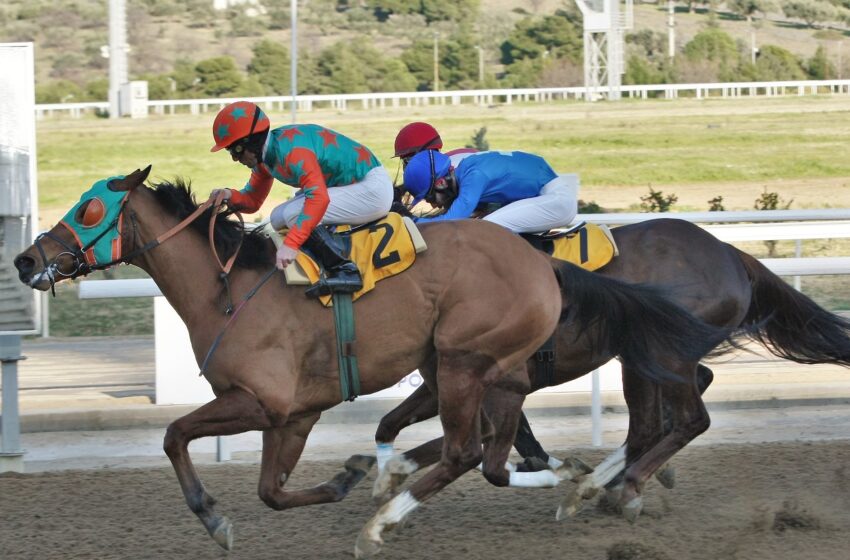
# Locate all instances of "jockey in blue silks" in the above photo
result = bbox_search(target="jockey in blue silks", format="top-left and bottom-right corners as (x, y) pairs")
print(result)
(402, 149), (578, 233)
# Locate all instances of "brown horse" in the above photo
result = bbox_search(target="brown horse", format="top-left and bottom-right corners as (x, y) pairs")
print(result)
(371, 218), (850, 520)
(14, 168), (731, 557)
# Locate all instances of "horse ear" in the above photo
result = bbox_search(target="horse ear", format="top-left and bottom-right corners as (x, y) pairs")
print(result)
(109, 165), (152, 192)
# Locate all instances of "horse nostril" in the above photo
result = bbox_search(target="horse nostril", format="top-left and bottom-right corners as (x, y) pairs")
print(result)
(13, 255), (35, 277)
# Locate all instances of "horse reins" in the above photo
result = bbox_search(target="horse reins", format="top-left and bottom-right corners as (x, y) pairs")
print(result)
(34, 189), (246, 315)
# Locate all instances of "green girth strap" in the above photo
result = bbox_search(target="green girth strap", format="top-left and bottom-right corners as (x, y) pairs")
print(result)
(332, 292), (360, 401)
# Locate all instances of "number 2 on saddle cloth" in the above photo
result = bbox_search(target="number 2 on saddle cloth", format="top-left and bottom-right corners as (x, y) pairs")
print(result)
(282, 212), (427, 307)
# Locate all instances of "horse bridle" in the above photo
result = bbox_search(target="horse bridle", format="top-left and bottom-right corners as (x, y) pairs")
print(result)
(31, 189), (239, 305)
(31, 194), (134, 295)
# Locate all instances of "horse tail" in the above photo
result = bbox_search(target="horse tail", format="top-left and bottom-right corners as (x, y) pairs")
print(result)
(736, 249), (850, 366)
(552, 260), (733, 385)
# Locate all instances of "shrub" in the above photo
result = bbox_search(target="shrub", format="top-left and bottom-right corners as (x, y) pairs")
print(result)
(466, 127), (489, 151)
(640, 187), (678, 212)
(754, 187), (793, 256)
(708, 196), (726, 211)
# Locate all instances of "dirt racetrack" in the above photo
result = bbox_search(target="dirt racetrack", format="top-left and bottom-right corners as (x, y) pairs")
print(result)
(2, 440), (849, 560)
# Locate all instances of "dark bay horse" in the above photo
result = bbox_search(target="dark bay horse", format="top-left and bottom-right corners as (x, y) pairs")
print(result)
(13, 168), (732, 557)
(371, 218), (850, 519)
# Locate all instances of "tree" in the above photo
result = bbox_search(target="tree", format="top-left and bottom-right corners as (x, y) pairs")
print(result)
(401, 33), (481, 90)
(752, 45), (807, 80)
(135, 73), (175, 100)
(807, 44), (836, 78)
(500, 13), (581, 65)
(85, 78), (109, 101)
(171, 59), (199, 97)
(379, 59), (419, 92)
(499, 11), (582, 87)
(782, 0), (837, 28)
(682, 28), (742, 81)
(195, 57), (243, 97)
(625, 54), (669, 85)
(310, 39), (417, 94)
(727, 0), (774, 21)
(624, 31), (673, 85)
(369, 0), (479, 23)
(248, 40), (291, 95)
(683, 28), (739, 64)
(35, 80), (84, 104)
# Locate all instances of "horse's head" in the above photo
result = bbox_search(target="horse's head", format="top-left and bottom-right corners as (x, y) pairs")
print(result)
(14, 165), (151, 291)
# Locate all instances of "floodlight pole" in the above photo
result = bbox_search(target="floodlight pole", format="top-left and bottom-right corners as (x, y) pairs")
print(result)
(291, 0), (298, 124)
(433, 32), (440, 92)
(667, 0), (675, 59)
(108, 0), (128, 119)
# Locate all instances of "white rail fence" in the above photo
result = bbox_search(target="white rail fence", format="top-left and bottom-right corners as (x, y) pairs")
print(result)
(36, 79), (850, 119)
(73, 210), (850, 454)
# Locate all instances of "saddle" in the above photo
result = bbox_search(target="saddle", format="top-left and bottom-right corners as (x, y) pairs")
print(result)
(521, 221), (618, 271)
(272, 212), (427, 307)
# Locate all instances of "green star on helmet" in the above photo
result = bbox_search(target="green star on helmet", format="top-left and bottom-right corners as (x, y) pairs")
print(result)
(230, 107), (248, 121)
(216, 123), (230, 141)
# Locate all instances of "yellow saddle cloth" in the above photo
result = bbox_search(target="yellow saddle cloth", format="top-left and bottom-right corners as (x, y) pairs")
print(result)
(284, 212), (427, 306)
(547, 223), (618, 271)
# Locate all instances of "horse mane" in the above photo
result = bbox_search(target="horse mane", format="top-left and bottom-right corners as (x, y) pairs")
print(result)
(149, 179), (275, 270)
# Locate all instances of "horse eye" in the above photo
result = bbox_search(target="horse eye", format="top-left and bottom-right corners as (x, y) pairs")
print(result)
(75, 198), (106, 227)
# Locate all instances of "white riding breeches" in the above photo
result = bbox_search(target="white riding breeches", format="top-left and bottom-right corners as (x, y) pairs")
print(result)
(270, 166), (394, 230)
(483, 173), (579, 233)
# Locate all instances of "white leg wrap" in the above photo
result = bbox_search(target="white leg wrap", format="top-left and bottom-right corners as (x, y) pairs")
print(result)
(509, 469), (562, 488)
(547, 456), (564, 469)
(366, 491), (420, 541)
(372, 455), (418, 499)
(376, 443), (394, 472)
(591, 445), (627, 487)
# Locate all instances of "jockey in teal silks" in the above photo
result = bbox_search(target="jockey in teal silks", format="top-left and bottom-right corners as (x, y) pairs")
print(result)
(210, 101), (393, 296)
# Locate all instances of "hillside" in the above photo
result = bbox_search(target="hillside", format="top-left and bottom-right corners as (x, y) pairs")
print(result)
(1, 0), (847, 100)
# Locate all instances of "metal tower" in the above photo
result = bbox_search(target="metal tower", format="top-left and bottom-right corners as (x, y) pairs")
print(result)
(574, 0), (633, 101)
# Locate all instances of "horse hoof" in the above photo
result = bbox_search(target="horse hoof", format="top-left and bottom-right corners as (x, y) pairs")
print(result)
(556, 490), (584, 521)
(210, 517), (233, 551)
(354, 530), (383, 559)
(555, 457), (594, 481)
(655, 465), (676, 489)
(622, 496), (643, 523)
(517, 456), (550, 472)
(346, 454), (377, 474)
(604, 484), (623, 506)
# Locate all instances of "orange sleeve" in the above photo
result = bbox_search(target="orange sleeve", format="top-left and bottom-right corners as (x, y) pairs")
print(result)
(281, 147), (330, 249)
(229, 165), (274, 213)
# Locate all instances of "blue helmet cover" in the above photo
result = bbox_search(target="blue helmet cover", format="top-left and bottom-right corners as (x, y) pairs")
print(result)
(403, 150), (451, 206)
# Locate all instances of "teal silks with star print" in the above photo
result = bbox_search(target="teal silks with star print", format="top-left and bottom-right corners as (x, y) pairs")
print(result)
(59, 176), (130, 266)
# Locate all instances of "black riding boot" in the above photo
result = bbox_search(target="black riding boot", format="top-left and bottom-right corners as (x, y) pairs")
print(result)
(301, 226), (363, 298)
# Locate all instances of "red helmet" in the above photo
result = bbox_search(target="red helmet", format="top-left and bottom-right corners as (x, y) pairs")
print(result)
(394, 122), (443, 158)
(210, 101), (270, 152)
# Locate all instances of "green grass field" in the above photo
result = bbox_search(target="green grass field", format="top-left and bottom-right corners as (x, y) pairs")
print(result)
(35, 95), (850, 335)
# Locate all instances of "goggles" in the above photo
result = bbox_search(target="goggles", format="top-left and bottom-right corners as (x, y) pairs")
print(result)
(225, 107), (263, 157)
